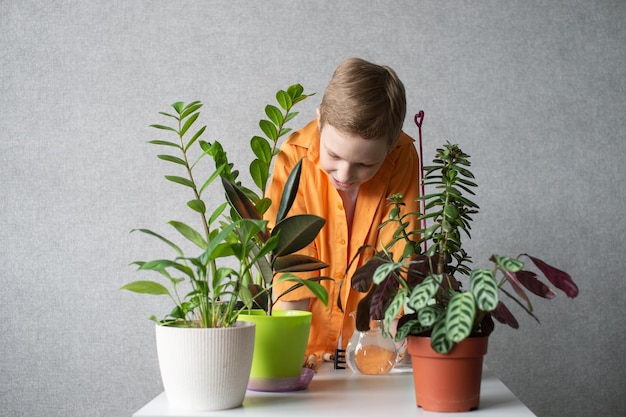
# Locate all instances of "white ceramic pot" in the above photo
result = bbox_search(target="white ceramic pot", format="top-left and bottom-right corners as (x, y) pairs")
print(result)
(155, 321), (255, 411)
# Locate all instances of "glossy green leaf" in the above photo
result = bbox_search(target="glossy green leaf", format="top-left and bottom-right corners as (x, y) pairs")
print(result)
(157, 154), (186, 166)
(130, 228), (183, 257)
(168, 220), (207, 249)
(287, 83), (304, 98)
(444, 203), (459, 220)
(276, 90), (292, 110)
(158, 111), (178, 119)
(185, 125), (206, 152)
(425, 244), (438, 258)
(180, 102), (202, 119)
(265, 104), (283, 126)
(171, 102), (184, 114)
(284, 111), (299, 123)
(198, 163), (225, 196)
(187, 199), (206, 214)
(271, 214), (325, 257)
(148, 139), (180, 149)
(255, 197), (272, 215)
(250, 136), (272, 163)
(208, 202), (228, 226)
(277, 127), (292, 139)
(254, 253), (274, 285)
(150, 124), (178, 133)
(276, 158), (303, 223)
(276, 274), (330, 306)
(204, 221), (238, 259)
(138, 259), (193, 278)
(120, 280), (171, 296)
(470, 268), (499, 311)
(250, 159), (268, 191)
(180, 112), (199, 137)
(273, 254), (328, 273)
(445, 292), (476, 343)
(165, 175), (195, 189)
(259, 119), (277, 140)
(206, 241), (235, 259)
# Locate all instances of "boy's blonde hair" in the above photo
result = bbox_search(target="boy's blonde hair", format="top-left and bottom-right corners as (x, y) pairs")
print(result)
(319, 57), (407, 146)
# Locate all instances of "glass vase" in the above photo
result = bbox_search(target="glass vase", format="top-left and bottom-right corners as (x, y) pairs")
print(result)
(346, 319), (397, 375)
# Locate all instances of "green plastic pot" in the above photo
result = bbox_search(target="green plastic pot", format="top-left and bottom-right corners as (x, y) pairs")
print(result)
(237, 310), (312, 389)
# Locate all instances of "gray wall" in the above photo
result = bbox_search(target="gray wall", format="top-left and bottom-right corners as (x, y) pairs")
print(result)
(2, 1), (624, 416)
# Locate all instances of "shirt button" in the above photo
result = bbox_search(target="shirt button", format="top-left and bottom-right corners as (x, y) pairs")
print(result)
(339, 239), (346, 245)
(337, 204), (344, 211)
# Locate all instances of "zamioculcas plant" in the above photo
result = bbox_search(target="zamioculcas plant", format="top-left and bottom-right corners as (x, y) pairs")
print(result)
(121, 84), (330, 326)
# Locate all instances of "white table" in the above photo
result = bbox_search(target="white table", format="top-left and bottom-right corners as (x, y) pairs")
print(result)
(133, 364), (536, 416)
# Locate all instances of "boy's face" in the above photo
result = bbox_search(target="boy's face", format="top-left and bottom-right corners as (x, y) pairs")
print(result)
(318, 121), (390, 194)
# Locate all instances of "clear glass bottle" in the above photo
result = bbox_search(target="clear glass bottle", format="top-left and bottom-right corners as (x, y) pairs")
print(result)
(346, 318), (397, 375)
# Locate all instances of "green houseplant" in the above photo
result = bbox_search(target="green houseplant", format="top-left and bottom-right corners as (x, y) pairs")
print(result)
(121, 84), (330, 408)
(350, 132), (578, 411)
(122, 85), (327, 327)
(212, 85), (332, 390)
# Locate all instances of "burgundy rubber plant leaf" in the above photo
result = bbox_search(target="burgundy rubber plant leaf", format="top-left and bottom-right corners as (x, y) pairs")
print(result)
(522, 254), (579, 298)
(516, 270), (557, 299)
(490, 301), (519, 329)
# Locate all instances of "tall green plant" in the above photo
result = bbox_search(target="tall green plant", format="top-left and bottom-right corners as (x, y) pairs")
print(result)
(350, 142), (578, 353)
(121, 85), (331, 325)
(214, 85), (331, 315)
(120, 101), (245, 327)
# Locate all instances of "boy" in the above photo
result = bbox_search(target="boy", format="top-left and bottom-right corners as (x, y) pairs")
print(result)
(265, 57), (420, 360)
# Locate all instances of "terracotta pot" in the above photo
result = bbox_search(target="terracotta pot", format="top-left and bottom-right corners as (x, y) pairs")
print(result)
(407, 335), (489, 412)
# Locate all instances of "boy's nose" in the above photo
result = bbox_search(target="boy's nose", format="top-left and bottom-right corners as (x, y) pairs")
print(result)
(336, 164), (354, 182)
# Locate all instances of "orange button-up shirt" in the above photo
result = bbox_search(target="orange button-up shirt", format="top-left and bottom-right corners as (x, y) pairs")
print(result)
(265, 120), (420, 358)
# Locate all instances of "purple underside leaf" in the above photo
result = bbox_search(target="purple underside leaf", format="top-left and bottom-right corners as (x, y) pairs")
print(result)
(491, 301), (519, 329)
(516, 270), (556, 299)
(480, 313), (495, 336)
(406, 255), (429, 286)
(355, 291), (374, 331)
(503, 269), (531, 309)
(523, 254), (579, 298)
(370, 274), (398, 320)
(351, 255), (387, 292)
